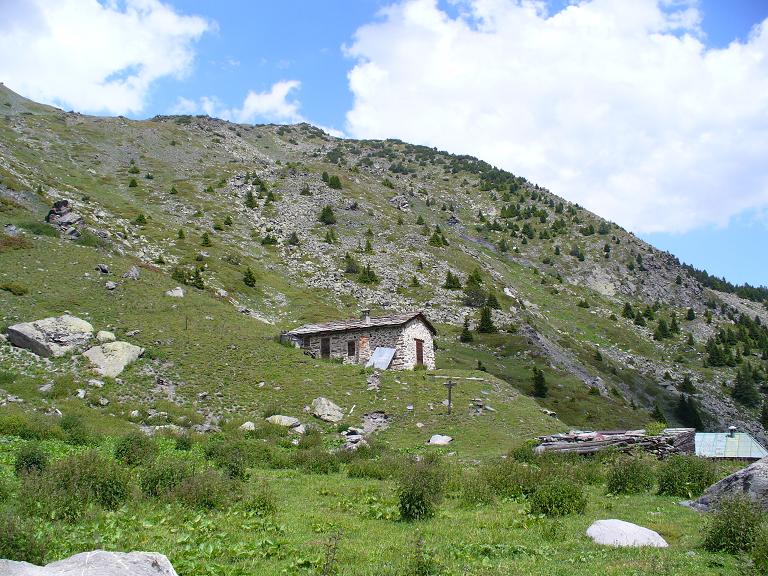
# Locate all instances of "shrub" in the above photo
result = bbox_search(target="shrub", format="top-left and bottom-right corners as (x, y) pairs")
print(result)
(529, 479), (587, 517)
(175, 433), (193, 451)
(751, 525), (768, 573)
(606, 457), (656, 494)
(0, 511), (46, 564)
(0, 282), (28, 296)
(19, 221), (58, 237)
(460, 470), (496, 506)
(14, 442), (48, 476)
(205, 438), (252, 479)
(293, 448), (340, 474)
(0, 475), (12, 503)
(60, 414), (94, 446)
(347, 456), (403, 480)
(509, 441), (538, 464)
(657, 455), (716, 498)
(479, 459), (540, 498)
(245, 422), (287, 440)
(141, 458), (194, 498)
(173, 469), (232, 510)
(241, 482), (277, 516)
(114, 431), (158, 467)
(398, 456), (445, 521)
(20, 451), (131, 520)
(702, 496), (765, 554)
(296, 428), (323, 450)
(319, 205), (336, 225)
(0, 411), (63, 441)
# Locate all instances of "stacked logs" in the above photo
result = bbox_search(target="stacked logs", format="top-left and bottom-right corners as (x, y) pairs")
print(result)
(535, 428), (695, 458)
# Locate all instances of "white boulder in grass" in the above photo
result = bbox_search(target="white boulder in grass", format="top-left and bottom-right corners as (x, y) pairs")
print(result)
(586, 519), (668, 548)
(165, 287), (184, 298)
(428, 434), (453, 445)
(266, 415), (300, 428)
(311, 397), (344, 423)
(0, 550), (178, 576)
(7, 314), (93, 357)
(83, 341), (144, 378)
(96, 330), (116, 343)
(239, 421), (256, 431)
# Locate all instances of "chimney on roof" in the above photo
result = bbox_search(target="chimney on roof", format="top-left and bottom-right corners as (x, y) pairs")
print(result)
(361, 309), (371, 324)
(728, 426), (737, 438)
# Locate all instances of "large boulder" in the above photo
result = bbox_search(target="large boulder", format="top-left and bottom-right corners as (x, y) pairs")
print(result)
(266, 415), (300, 428)
(427, 434), (453, 446)
(7, 315), (93, 357)
(311, 397), (344, 423)
(586, 519), (668, 548)
(689, 457), (768, 512)
(83, 341), (144, 377)
(0, 550), (178, 576)
(45, 200), (84, 237)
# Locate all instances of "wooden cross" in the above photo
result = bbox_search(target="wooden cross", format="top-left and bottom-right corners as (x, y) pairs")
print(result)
(444, 379), (455, 415)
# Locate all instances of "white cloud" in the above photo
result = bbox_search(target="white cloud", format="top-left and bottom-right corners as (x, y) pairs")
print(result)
(173, 81), (346, 136)
(0, 0), (210, 115)
(345, 0), (768, 234)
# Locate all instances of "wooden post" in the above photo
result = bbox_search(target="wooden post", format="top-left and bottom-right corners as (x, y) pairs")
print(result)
(444, 379), (455, 415)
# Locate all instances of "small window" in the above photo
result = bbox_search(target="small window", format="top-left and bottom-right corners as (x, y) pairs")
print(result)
(347, 340), (356, 357)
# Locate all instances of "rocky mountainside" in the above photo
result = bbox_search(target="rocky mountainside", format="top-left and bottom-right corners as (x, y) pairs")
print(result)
(1, 83), (766, 446)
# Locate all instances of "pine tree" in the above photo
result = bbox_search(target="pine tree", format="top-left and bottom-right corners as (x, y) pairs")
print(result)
(224, 215), (233, 226)
(344, 252), (359, 274)
(634, 313), (647, 327)
(190, 267), (205, 290)
(134, 214), (147, 225)
(654, 319), (670, 340)
(321, 171), (329, 183)
(459, 317), (473, 343)
(319, 205), (336, 225)
(761, 400), (768, 431)
(243, 267), (256, 287)
(651, 403), (667, 424)
(680, 374), (696, 394)
(622, 302), (635, 319)
(177, 228), (185, 240)
(532, 367), (548, 398)
(686, 307), (696, 321)
(245, 190), (257, 209)
(201, 232), (212, 247)
(409, 275), (420, 288)
(443, 271), (461, 290)
(328, 175), (342, 189)
(324, 228), (338, 244)
(358, 264), (379, 284)
(287, 232), (300, 246)
(732, 363), (761, 407)
(686, 332), (695, 347)
(675, 394), (703, 430)
(128, 178), (138, 188)
(428, 231), (444, 247)
(486, 292), (500, 309)
(670, 313), (680, 334)
(416, 215), (425, 225)
(477, 306), (497, 333)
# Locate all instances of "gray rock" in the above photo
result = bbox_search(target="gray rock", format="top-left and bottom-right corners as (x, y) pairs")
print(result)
(95, 264), (109, 274)
(7, 315), (94, 357)
(165, 287), (184, 298)
(266, 414), (300, 427)
(122, 266), (140, 280)
(427, 434), (452, 445)
(0, 550), (178, 576)
(105, 281), (117, 290)
(98, 397), (110, 406)
(239, 421), (255, 431)
(96, 330), (116, 343)
(83, 341), (144, 377)
(38, 382), (53, 393)
(689, 457), (768, 512)
(311, 397), (344, 423)
(586, 519), (668, 548)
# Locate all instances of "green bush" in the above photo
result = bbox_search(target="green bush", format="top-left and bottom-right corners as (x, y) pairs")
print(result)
(175, 433), (193, 451)
(657, 455), (716, 498)
(20, 451), (131, 520)
(702, 496), (766, 554)
(173, 469), (232, 510)
(509, 441), (537, 463)
(0, 475), (13, 503)
(398, 456), (445, 521)
(60, 414), (95, 446)
(241, 482), (277, 516)
(293, 448), (340, 474)
(0, 282), (28, 296)
(141, 458), (194, 498)
(14, 442), (48, 476)
(204, 438), (252, 479)
(296, 428), (323, 450)
(245, 422), (288, 440)
(606, 457), (656, 494)
(19, 221), (58, 237)
(0, 511), (46, 564)
(114, 431), (158, 467)
(346, 455), (403, 480)
(0, 410), (64, 441)
(460, 470), (496, 506)
(478, 459), (540, 498)
(751, 525), (768, 573)
(529, 479), (587, 517)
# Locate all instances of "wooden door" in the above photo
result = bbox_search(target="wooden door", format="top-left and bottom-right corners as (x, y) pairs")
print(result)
(321, 337), (331, 359)
(415, 339), (424, 366)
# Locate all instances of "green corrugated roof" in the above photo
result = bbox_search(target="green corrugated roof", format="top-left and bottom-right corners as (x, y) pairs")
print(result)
(695, 432), (768, 459)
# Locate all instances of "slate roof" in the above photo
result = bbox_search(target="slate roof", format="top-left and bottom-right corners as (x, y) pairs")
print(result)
(286, 311), (436, 337)
(695, 432), (768, 460)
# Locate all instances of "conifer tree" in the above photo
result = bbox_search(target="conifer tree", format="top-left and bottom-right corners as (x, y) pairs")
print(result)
(732, 363), (761, 407)
(243, 267), (256, 287)
(319, 205), (336, 225)
(761, 400), (768, 431)
(651, 403), (667, 424)
(654, 319), (670, 340)
(477, 306), (497, 333)
(680, 374), (696, 394)
(459, 317), (473, 343)
(532, 367), (548, 398)
(344, 252), (359, 274)
(443, 271), (461, 290)
(409, 275), (420, 288)
(416, 215), (425, 225)
(686, 332), (695, 347)
(358, 264), (379, 284)
(428, 231), (444, 247)
(486, 292), (500, 309)
(287, 232), (300, 246)
(364, 238), (373, 254)
(224, 215), (233, 226)
(634, 314), (647, 327)
(328, 175), (342, 189)
(622, 302), (635, 319)
(686, 308), (696, 321)
(670, 313), (680, 334)
(190, 267), (205, 290)
(675, 394), (703, 430)
(245, 190), (257, 209)
(201, 232), (212, 247)
(177, 228), (185, 240)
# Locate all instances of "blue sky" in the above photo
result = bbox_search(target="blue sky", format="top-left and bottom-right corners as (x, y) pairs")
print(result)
(1, 0), (767, 287)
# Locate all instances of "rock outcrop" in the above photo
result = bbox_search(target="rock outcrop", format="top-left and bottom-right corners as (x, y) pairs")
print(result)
(266, 415), (300, 428)
(586, 519), (668, 547)
(7, 315), (93, 357)
(45, 199), (83, 237)
(83, 341), (144, 377)
(689, 457), (768, 512)
(311, 397), (344, 423)
(0, 550), (178, 576)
